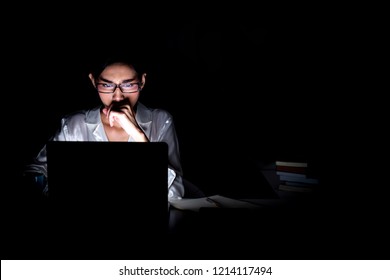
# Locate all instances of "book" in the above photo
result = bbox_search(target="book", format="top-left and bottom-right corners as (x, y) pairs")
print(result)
(279, 175), (319, 185)
(281, 180), (318, 187)
(276, 171), (306, 178)
(278, 184), (313, 193)
(276, 161), (308, 167)
(276, 165), (307, 174)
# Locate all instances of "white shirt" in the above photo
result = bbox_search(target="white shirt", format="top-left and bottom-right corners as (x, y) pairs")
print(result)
(25, 102), (185, 201)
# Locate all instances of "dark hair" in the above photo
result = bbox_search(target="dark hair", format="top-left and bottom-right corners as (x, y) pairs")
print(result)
(89, 52), (148, 80)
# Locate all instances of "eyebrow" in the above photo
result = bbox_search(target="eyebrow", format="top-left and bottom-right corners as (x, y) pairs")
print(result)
(98, 77), (137, 83)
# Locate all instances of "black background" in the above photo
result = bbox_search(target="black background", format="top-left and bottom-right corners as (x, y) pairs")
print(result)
(13, 8), (328, 189)
(4, 5), (389, 260)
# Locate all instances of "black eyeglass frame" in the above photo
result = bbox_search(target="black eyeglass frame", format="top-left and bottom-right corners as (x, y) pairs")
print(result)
(96, 82), (141, 94)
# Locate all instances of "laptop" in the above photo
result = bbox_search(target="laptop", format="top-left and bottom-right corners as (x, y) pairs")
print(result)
(45, 141), (169, 253)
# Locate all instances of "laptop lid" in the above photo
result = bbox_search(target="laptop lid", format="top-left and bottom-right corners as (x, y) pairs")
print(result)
(46, 141), (169, 246)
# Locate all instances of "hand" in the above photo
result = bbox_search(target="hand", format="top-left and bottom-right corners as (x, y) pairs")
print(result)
(103, 99), (137, 129)
(102, 100), (148, 142)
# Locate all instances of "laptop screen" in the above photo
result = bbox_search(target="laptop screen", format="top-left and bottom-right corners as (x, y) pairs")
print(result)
(46, 141), (169, 248)
(46, 141), (168, 200)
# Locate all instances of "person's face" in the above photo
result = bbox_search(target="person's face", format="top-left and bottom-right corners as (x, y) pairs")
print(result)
(90, 63), (146, 108)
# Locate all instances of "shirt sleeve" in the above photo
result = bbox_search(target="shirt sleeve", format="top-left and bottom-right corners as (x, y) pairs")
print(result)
(152, 111), (185, 200)
(23, 116), (74, 194)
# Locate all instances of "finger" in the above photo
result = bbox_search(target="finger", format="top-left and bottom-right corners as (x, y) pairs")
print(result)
(109, 114), (115, 127)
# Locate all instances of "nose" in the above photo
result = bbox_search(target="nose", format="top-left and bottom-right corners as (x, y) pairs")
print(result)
(112, 87), (124, 101)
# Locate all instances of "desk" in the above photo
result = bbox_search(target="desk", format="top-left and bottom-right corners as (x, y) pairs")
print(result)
(1, 188), (353, 260)
(166, 195), (336, 260)
(3, 197), (382, 261)
(7, 172), (389, 260)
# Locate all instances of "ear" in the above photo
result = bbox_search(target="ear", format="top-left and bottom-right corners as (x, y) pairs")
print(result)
(140, 73), (147, 90)
(89, 73), (96, 87)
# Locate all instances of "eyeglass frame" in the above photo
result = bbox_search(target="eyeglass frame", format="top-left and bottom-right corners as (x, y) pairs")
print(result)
(95, 80), (142, 94)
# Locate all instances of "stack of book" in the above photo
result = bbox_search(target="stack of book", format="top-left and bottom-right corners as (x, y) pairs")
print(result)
(276, 160), (320, 194)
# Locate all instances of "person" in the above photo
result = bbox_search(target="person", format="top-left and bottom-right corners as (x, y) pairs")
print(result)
(24, 54), (186, 202)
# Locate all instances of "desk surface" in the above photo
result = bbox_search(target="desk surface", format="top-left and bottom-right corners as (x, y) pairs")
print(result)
(3, 187), (379, 260)
(5, 169), (389, 260)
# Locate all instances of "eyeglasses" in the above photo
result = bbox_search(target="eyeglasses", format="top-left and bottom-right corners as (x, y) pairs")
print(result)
(96, 82), (141, 94)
